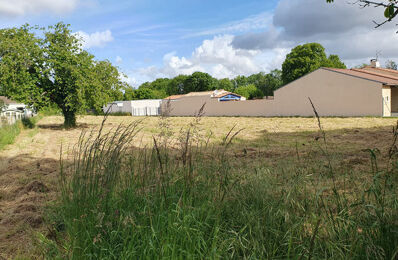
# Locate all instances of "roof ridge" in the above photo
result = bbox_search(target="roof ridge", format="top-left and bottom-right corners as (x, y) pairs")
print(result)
(351, 68), (398, 81)
(372, 67), (398, 74)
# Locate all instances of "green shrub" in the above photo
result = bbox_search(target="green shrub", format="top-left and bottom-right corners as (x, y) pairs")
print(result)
(107, 112), (132, 116)
(21, 117), (35, 129)
(39, 105), (61, 116)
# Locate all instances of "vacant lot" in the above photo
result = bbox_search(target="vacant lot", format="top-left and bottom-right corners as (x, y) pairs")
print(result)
(0, 115), (397, 258)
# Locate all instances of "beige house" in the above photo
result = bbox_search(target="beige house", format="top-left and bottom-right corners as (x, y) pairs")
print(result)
(162, 64), (398, 117)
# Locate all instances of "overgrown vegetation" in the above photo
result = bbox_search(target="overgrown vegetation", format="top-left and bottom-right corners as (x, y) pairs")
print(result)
(38, 113), (398, 259)
(0, 122), (21, 150)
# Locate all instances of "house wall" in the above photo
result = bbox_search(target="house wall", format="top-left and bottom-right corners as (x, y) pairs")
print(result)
(390, 87), (398, 113)
(131, 100), (162, 116)
(104, 100), (162, 116)
(103, 101), (132, 114)
(163, 68), (383, 117)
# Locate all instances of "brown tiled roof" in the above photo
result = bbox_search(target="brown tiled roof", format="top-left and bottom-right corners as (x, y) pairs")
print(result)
(164, 94), (185, 100)
(0, 96), (18, 104)
(184, 91), (214, 97)
(324, 67), (398, 86)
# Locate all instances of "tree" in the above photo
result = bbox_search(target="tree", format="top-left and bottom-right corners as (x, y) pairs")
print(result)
(133, 88), (157, 100)
(0, 25), (48, 108)
(217, 78), (234, 91)
(166, 75), (188, 95)
(327, 0), (398, 29)
(386, 60), (398, 70)
(0, 23), (125, 127)
(262, 70), (283, 96)
(183, 72), (217, 93)
(281, 43), (346, 84)
(124, 87), (135, 100)
(235, 84), (263, 100)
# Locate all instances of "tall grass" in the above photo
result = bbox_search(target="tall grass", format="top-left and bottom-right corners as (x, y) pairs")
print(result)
(0, 122), (21, 150)
(39, 115), (398, 259)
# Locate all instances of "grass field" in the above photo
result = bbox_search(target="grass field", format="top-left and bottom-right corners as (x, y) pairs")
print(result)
(0, 115), (397, 258)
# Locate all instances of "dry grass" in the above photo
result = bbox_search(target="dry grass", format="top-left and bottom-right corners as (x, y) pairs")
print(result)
(0, 115), (397, 258)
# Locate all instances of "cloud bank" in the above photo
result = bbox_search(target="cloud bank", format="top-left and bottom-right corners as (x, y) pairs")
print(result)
(133, 0), (398, 83)
(76, 30), (114, 49)
(0, 0), (80, 17)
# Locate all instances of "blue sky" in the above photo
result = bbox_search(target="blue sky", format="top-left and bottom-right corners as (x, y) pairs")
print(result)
(1, 0), (398, 86)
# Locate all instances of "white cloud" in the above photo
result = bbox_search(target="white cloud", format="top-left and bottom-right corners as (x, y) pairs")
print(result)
(232, 0), (398, 67)
(137, 35), (285, 81)
(184, 12), (273, 38)
(75, 30), (114, 49)
(0, 0), (80, 17)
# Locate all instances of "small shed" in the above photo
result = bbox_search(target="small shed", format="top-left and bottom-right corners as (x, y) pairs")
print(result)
(103, 99), (163, 116)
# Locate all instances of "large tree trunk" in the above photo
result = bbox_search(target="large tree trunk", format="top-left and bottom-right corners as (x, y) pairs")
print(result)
(63, 109), (76, 128)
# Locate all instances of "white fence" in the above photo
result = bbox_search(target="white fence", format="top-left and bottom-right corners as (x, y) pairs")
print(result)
(0, 110), (25, 127)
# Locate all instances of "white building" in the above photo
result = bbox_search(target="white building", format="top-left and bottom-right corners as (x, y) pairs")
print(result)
(103, 99), (163, 116)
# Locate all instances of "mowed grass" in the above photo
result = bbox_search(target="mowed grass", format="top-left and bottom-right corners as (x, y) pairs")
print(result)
(7, 115), (397, 259)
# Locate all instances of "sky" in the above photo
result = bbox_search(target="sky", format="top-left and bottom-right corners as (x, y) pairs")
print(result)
(1, 0), (398, 87)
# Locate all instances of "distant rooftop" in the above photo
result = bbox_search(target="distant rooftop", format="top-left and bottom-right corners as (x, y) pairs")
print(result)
(324, 66), (398, 86)
(0, 96), (18, 105)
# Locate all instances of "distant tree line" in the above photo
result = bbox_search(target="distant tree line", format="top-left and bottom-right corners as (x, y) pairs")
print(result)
(125, 42), (346, 100)
(124, 69), (283, 101)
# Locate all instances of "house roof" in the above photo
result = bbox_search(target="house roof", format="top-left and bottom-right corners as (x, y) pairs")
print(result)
(184, 91), (215, 97)
(0, 96), (18, 104)
(164, 94), (185, 100)
(324, 67), (398, 86)
(213, 92), (242, 98)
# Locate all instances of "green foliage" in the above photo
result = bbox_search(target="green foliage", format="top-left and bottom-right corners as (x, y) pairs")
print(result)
(217, 78), (234, 91)
(386, 60), (398, 70)
(0, 23), (125, 128)
(282, 43), (346, 84)
(0, 25), (48, 108)
(235, 84), (263, 99)
(39, 104), (61, 116)
(327, 1), (398, 25)
(166, 75), (189, 95)
(21, 117), (35, 129)
(42, 119), (398, 259)
(183, 71), (218, 93)
(0, 99), (5, 112)
(0, 122), (21, 150)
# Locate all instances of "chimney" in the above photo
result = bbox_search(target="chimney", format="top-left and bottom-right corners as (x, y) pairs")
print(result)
(370, 59), (380, 68)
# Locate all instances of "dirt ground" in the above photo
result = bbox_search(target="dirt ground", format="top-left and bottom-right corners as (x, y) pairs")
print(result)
(0, 115), (397, 258)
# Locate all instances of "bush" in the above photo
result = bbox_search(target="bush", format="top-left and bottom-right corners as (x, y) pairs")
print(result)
(21, 117), (35, 129)
(39, 105), (61, 116)
(107, 112), (132, 116)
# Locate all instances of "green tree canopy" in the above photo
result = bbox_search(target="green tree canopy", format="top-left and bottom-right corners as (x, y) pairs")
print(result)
(281, 43), (346, 85)
(0, 23), (125, 127)
(183, 72), (218, 93)
(386, 60), (397, 70)
(235, 84), (263, 100)
(217, 78), (234, 92)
